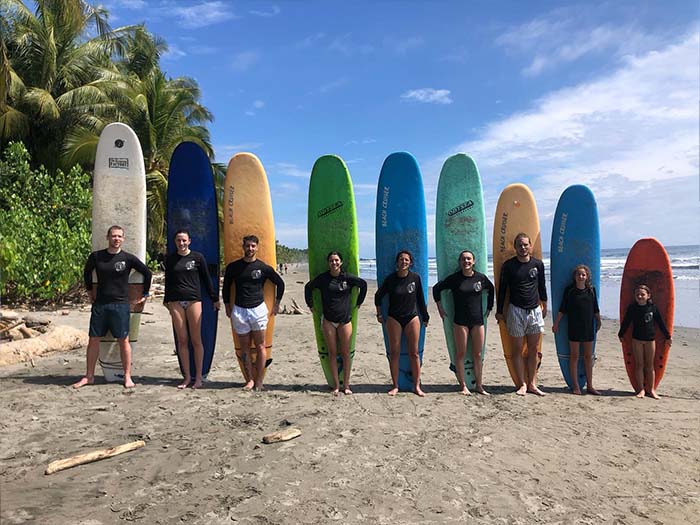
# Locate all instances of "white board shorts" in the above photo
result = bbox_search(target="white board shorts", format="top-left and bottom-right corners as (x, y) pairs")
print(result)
(232, 303), (268, 335)
(506, 304), (545, 337)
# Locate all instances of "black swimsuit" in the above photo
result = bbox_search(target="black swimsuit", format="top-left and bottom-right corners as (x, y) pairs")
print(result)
(375, 271), (429, 327)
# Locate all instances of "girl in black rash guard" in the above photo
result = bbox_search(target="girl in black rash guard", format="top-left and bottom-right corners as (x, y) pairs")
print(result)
(304, 251), (368, 395)
(164, 230), (220, 389)
(375, 250), (430, 397)
(618, 284), (672, 399)
(552, 265), (602, 396)
(433, 250), (494, 395)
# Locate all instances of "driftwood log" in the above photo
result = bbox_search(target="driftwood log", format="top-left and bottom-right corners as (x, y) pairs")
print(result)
(45, 440), (146, 475)
(262, 428), (302, 444)
(0, 326), (87, 367)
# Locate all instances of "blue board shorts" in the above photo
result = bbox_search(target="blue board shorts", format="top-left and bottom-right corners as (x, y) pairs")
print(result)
(89, 303), (130, 339)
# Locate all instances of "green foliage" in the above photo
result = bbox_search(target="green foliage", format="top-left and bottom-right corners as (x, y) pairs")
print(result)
(0, 142), (91, 302)
(276, 241), (307, 264)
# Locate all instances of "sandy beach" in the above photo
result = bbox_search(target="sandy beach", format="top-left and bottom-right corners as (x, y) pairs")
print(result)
(1, 266), (698, 524)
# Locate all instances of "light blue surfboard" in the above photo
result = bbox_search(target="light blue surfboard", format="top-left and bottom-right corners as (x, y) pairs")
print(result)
(550, 185), (600, 390)
(167, 141), (220, 379)
(375, 152), (428, 391)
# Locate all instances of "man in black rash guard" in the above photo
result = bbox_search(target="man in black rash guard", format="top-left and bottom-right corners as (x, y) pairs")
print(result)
(73, 225), (152, 389)
(495, 232), (547, 396)
(223, 235), (285, 391)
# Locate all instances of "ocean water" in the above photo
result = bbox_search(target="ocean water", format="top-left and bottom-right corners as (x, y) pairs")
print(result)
(360, 245), (699, 328)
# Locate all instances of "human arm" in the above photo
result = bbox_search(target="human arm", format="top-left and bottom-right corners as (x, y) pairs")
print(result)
(618, 304), (633, 340)
(266, 264), (285, 315)
(416, 275), (430, 326)
(197, 253), (219, 303)
(130, 254), (153, 303)
(83, 253), (96, 302)
(303, 279), (315, 309)
(552, 311), (564, 333)
(222, 263), (233, 316)
(483, 274), (495, 314)
(348, 275), (368, 308)
(593, 287), (602, 331)
(496, 264), (508, 315)
(653, 305), (672, 342)
(374, 275), (390, 323)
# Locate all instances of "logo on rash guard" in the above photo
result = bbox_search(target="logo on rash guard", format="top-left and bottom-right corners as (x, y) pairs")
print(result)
(407, 282), (416, 294)
(644, 312), (653, 323)
(115, 261), (126, 272)
(339, 280), (348, 291)
(251, 269), (262, 279)
(186, 260), (196, 271)
(529, 267), (538, 279)
(474, 281), (482, 292)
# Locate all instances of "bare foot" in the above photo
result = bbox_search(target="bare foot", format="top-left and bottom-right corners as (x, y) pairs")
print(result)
(476, 387), (490, 396)
(253, 384), (265, 392)
(123, 378), (136, 389)
(72, 377), (94, 389)
(177, 378), (191, 389)
(635, 390), (645, 398)
(516, 384), (527, 396)
(572, 388), (582, 395)
(243, 380), (255, 391)
(527, 386), (545, 396)
(331, 388), (340, 396)
(649, 390), (660, 399)
(192, 380), (203, 389)
(459, 386), (471, 396)
(343, 388), (353, 395)
(414, 386), (426, 397)
(587, 387), (601, 396)
(388, 387), (399, 396)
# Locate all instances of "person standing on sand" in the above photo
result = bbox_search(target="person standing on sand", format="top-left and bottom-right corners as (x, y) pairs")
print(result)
(305, 251), (368, 395)
(375, 250), (430, 397)
(223, 235), (285, 391)
(164, 230), (220, 390)
(433, 250), (494, 395)
(495, 232), (547, 396)
(73, 225), (152, 389)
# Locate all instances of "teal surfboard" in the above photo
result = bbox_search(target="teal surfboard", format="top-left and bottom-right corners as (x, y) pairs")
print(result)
(307, 155), (360, 387)
(435, 154), (488, 390)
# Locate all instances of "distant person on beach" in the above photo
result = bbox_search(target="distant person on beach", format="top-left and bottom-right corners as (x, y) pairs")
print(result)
(305, 251), (368, 395)
(433, 250), (494, 395)
(618, 284), (672, 399)
(552, 264), (602, 395)
(284, 263), (288, 274)
(223, 235), (285, 391)
(495, 232), (548, 396)
(164, 230), (220, 390)
(375, 250), (430, 397)
(73, 225), (152, 389)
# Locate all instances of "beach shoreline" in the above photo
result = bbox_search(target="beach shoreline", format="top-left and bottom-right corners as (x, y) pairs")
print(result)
(1, 267), (698, 524)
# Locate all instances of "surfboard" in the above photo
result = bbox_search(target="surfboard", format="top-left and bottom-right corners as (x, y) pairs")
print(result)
(92, 122), (147, 382)
(435, 154), (488, 390)
(492, 183), (543, 387)
(307, 155), (360, 387)
(223, 153), (277, 382)
(375, 152), (428, 392)
(166, 141), (220, 379)
(619, 238), (674, 391)
(550, 185), (600, 391)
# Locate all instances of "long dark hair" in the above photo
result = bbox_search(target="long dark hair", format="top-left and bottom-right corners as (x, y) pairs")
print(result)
(395, 250), (414, 267)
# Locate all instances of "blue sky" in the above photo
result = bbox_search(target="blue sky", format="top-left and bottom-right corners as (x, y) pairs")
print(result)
(107, 0), (699, 257)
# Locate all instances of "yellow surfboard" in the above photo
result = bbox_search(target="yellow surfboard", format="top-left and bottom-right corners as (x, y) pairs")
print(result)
(492, 183), (543, 387)
(223, 153), (277, 381)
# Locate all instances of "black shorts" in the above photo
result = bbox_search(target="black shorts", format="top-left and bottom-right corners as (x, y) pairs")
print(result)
(390, 314), (418, 328)
(89, 303), (130, 339)
(454, 317), (484, 330)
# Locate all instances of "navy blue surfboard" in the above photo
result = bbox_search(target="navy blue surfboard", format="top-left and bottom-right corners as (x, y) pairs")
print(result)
(375, 152), (429, 391)
(550, 185), (600, 390)
(167, 142), (220, 379)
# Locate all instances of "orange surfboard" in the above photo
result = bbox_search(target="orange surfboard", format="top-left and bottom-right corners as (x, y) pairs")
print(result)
(223, 153), (278, 381)
(492, 183), (544, 387)
(619, 238), (674, 391)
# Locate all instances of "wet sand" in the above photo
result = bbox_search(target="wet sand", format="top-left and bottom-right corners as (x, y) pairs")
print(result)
(1, 267), (698, 524)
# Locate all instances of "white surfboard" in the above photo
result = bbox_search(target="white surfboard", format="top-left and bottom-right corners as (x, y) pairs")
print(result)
(92, 123), (147, 382)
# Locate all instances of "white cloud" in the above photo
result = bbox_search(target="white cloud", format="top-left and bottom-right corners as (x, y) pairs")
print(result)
(442, 31), (699, 248)
(400, 88), (453, 105)
(231, 51), (260, 72)
(171, 1), (237, 29)
(384, 36), (424, 54)
(250, 5), (280, 17)
(162, 43), (186, 60)
(252, 100), (265, 109)
(272, 163), (310, 179)
(328, 34), (374, 56)
(318, 78), (347, 94)
(345, 138), (377, 146)
(297, 32), (326, 49)
(119, 0), (145, 8)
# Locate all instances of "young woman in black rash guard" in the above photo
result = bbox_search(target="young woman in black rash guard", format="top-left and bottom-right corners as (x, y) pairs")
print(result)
(375, 250), (430, 397)
(552, 264), (602, 396)
(433, 250), (494, 395)
(164, 230), (220, 389)
(618, 284), (672, 399)
(304, 251), (368, 395)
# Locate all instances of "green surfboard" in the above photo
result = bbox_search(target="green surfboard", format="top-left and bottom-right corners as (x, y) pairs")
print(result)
(435, 154), (488, 390)
(307, 155), (360, 387)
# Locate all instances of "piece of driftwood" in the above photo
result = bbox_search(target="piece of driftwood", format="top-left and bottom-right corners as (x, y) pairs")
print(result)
(262, 428), (302, 444)
(0, 325), (88, 366)
(290, 298), (308, 315)
(0, 320), (24, 335)
(45, 440), (146, 475)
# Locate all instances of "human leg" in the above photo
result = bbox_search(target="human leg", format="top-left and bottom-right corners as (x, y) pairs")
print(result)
(404, 317), (424, 397)
(582, 341), (599, 395)
(251, 329), (267, 390)
(452, 324), (470, 394)
(168, 302), (192, 388)
(337, 321), (353, 394)
(185, 301), (204, 388)
(117, 337), (135, 388)
(631, 338), (645, 398)
(525, 332), (544, 395)
(386, 317), (402, 395)
(568, 341), (582, 395)
(643, 340), (658, 399)
(469, 325), (488, 395)
(72, 336), (101, 388)
(237, 332), (254, 390)
(322, 319), (340, 393)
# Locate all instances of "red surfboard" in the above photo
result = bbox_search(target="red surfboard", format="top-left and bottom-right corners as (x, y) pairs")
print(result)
(619, 238), (674, 391)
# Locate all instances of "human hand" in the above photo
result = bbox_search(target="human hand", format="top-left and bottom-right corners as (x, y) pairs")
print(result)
(271, 302), (280, 316)
(213, 300), (221, 311)
(376, 312), (383, 324)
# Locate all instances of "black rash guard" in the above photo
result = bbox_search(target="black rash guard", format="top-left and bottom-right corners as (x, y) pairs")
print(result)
(164, 251), (218, 302)
(222, 258), (284, 308)
(496, 256), (547, 313)
(433, 270), (494, 327)
(559, 285), (599, 342)
(304, 271), (368, 324)
(618, 302), (671, 341)
(374, 271), (429, 323)
(83, 249), (152, 304)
